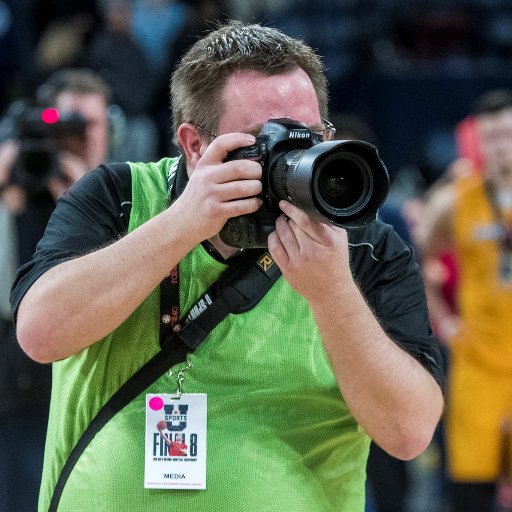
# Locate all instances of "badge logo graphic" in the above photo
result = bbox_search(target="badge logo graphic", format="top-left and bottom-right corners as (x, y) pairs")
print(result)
(163, 403), (189, 431)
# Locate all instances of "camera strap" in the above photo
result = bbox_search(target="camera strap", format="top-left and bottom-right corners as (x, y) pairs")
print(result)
(49, 248), (281, 512)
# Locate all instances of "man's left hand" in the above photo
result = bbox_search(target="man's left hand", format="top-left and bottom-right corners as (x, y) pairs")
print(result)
(268, 200), (353, 303)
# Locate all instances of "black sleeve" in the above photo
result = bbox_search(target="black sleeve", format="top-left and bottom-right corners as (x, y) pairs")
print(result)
(10, 162), (132, 320)
(348, 221), (445, 391)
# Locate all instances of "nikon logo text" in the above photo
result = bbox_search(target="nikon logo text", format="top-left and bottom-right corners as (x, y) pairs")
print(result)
(289, 131), (310, 139)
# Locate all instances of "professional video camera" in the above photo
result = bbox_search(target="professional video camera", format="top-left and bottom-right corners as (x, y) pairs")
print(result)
(220, 118), (389, 248)
(13, 106), (87, 187)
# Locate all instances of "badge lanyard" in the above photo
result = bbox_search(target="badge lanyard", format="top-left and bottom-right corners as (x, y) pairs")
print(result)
(159, 265), (181, 336)
(148, 262), (209, 490)
(145, 156), (208, 489)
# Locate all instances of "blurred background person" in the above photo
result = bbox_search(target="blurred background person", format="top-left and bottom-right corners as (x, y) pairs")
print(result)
(417, 89), (512, 512)
(406, 156), (474, 512)
(0, 67), (111, 512)
(38, 70), (110, 180)
(11, 68), (112, 259)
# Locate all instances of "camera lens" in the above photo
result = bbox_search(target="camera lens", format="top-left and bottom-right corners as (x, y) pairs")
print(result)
(317, 162), (361, 208)
(269, 139), (388, 231)
(313, 152), (372, 216)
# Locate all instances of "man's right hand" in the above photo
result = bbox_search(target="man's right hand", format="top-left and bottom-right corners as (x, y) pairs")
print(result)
(172, 133), (263, 245)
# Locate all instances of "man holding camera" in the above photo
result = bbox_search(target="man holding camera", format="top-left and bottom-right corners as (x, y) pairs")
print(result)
(11, 22), (444, 511)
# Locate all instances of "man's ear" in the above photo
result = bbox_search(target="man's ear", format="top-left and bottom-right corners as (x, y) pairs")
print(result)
(177, 123), (205, 168)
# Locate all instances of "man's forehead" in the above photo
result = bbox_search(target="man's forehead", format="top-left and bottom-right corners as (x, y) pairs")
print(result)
(218, 68), (321, 133)
(225, 68), (313, 93)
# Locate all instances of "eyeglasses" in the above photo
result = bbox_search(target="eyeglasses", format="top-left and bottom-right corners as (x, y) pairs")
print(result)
(318, 118), (336, 141)
(194, 124), (217, 142)
(195, 117), (336, 142)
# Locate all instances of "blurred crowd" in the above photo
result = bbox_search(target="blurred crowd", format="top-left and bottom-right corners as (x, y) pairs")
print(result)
(2, 1), (512, 511)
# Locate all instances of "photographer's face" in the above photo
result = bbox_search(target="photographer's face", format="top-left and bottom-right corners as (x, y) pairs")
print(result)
(201, 68), (323, 152)
(55, 91), (109, 168)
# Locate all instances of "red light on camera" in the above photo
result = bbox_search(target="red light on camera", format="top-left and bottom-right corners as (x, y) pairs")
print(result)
(41, 108), (59, 124)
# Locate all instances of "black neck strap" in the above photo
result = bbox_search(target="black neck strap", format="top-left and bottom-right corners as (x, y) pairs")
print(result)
(159, 156), (186, 336)
(162, 248), (281, 353)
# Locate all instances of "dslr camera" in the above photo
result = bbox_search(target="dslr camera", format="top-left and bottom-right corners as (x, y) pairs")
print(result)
(13, 106), (87, 188)
(220, 118), (389, 248)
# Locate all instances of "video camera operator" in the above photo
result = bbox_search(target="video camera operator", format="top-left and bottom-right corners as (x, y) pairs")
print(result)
(0, 68), (111, 512)
(0, 68), (111, 263)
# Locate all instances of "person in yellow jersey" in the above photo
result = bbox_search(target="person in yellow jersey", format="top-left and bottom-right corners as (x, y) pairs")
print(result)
(11, 21), (444, 512)
(418, 89), (512, 512)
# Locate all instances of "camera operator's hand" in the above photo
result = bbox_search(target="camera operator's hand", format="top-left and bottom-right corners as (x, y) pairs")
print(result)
(0, 140), (25, 213)
(268, 200), (353, 304)
(172, 132), (263, 245)
(48, 150), (90, 200)
(0, 140), (18, 187)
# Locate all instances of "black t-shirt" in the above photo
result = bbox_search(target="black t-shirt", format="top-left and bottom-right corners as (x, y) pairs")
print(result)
(10, 161), (445, 389)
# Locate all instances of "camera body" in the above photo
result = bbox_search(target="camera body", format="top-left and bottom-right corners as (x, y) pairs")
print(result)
(14, 106), (87, 188)
(220, 118), (389, 248)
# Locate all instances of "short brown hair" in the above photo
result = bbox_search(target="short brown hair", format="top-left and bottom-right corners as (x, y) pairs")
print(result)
(37, 68), (111, 106)
(170, 20), (328, 147)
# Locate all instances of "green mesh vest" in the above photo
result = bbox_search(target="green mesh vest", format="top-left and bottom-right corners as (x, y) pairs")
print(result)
(39, 158), (370, 512)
